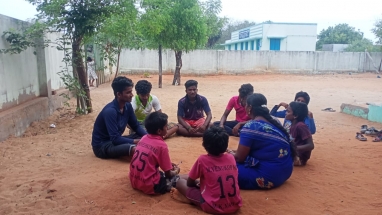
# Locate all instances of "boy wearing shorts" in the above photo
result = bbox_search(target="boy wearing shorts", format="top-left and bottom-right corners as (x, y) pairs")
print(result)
(176, 80), (212, 137)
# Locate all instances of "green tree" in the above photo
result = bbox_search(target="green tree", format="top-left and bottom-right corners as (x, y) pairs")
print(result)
(94, 3), (143, 79)
(141, 0), (208, 86)
(201, 0), (228, 49)
(372, 18), (382, 45)
(316, 23), (364, 50)
(345, 38), (381, 52)
(2, 0), (136, 113)
(140, 0), (172, 88)
(215, 20), (256, 48)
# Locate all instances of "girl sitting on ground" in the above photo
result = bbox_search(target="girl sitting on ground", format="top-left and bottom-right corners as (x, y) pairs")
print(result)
(285, 101), (315, 166)
(171, 126), (242, 214)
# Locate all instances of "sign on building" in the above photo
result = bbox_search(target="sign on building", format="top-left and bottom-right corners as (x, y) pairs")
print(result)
(239, 29), (250, 39)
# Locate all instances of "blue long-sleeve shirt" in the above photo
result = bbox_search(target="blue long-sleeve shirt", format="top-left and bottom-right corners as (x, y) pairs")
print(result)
(270, 105), (316, 135)
(91, 99), (147, 148)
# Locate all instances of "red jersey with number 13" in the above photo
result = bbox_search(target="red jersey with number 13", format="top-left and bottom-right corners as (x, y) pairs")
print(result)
(189, 153), (242, 214)
(129, 134), (173, 194)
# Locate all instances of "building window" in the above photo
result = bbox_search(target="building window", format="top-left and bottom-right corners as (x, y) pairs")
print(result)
(251, 41), (255, 50)
(270, 38), (281, 51)
(235, 43), (238, 50)
(228, 45), (231, 50)
(245, 42), (248, 50)
(241, 42), (244, 50)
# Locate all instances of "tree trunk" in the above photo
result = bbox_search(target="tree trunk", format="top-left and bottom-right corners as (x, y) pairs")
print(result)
(72, 36), (93, 113)
(114, 46), (121, 79)
(158, 44), (162, 88)
(172, 51), (182, 85)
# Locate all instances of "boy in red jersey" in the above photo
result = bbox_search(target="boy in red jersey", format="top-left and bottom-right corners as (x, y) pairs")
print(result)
(129, 112), (180, 194)
(171, 126), (242, 214)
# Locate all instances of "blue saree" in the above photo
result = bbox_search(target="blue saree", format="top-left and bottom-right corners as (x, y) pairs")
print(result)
(237, 120), (294, 190)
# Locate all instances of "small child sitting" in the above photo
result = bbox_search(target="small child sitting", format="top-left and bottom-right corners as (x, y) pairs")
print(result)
(129, 112), (180, 194)
(171, 126), (242, 214)
(270, 91), (316, 134)
(285, 101), (315, 166)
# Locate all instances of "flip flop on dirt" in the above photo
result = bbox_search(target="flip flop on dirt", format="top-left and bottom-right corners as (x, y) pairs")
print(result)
(373, 134), (382, 142)
(360, 125), (368, 134)
(365, 127), (380, 136)
(321, 108), (336, 112)
(356, 132), (367, 141)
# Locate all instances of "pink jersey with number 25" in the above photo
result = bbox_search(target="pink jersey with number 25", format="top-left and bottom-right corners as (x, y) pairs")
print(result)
(129, 134), (173, 194)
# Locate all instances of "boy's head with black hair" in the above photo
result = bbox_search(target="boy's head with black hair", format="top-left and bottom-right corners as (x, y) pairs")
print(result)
(135, 80), (152, 104)
(202, 126), (229, 156)
(285, 101), (309, 122)
(112, 76), (134, 103)
(184, 80), (198, 99)
(238, 84), (254, 106)
(144, 112), (168, 136)
(294, 91), (310, 105)
(238, 84), (254, 98)
(86, 57), (92, 62)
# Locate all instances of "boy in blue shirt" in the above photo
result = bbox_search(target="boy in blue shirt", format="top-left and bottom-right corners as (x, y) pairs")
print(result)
(270, 91), (316, 135)
(91, 77), (147, 159)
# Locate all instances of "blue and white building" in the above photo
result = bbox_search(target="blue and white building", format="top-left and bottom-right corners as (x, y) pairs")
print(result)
(224, 22), (317, 51)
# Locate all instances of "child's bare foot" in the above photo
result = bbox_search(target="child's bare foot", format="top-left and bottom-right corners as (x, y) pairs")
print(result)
(170, 188), (191, 204)
(294, 157), (303, 166)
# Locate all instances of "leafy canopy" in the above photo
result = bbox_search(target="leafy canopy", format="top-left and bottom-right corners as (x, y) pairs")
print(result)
(140, 0), (208, 52)
(316, 23), (364, 50)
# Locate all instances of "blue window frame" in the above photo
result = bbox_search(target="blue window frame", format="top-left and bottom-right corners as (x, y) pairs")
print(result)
(256, 39), (261, 50)
(270, 38), (281, 51)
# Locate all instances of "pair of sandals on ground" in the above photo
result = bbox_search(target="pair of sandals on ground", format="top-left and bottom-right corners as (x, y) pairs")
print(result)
(356, 125), (382, 142)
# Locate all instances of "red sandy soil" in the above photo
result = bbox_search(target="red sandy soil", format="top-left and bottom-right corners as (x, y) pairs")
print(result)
(1, 73), (382, 215)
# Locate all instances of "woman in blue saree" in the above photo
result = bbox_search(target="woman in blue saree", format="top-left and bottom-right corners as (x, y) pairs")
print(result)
(228, 93), (296, 190)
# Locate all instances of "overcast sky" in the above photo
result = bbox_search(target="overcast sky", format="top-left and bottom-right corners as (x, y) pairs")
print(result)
(1, 0), (381, 42)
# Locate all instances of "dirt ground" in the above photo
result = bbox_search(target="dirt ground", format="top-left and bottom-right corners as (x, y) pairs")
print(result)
(1, 73), (382, 215)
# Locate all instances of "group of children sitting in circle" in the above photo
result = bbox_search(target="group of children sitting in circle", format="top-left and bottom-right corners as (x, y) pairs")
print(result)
(91, 76), (316, 214)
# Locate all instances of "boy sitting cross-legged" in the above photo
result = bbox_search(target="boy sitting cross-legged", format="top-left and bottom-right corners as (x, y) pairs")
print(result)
(129, 112), (180, 195)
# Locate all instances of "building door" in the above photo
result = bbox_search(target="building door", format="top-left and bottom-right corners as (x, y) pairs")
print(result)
(228, 45), (231, 50)
(251, 41), (255, 50)
(256, 39), (261, 50)
(241, 42), (244, 50)
(245, 42), (248, 50)
(235, 43), (237, 50)
(270, 39), (281, 50)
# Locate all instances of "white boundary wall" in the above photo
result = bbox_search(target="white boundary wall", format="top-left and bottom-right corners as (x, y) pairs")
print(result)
(119, 49), (382, 74)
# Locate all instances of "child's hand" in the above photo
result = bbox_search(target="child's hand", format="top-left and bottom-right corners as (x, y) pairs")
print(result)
(173, 166), (180, 174)
(197, 124), (207, 133)
(232, 124), (241, 136)
(279, 102), (288, 108)
(308, 111), (313, 118)
(226, 149), (235, 155)
(188, 127), (197, 134)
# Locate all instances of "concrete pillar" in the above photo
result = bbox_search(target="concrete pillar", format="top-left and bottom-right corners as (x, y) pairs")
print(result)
(35, 36), (54, 115)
